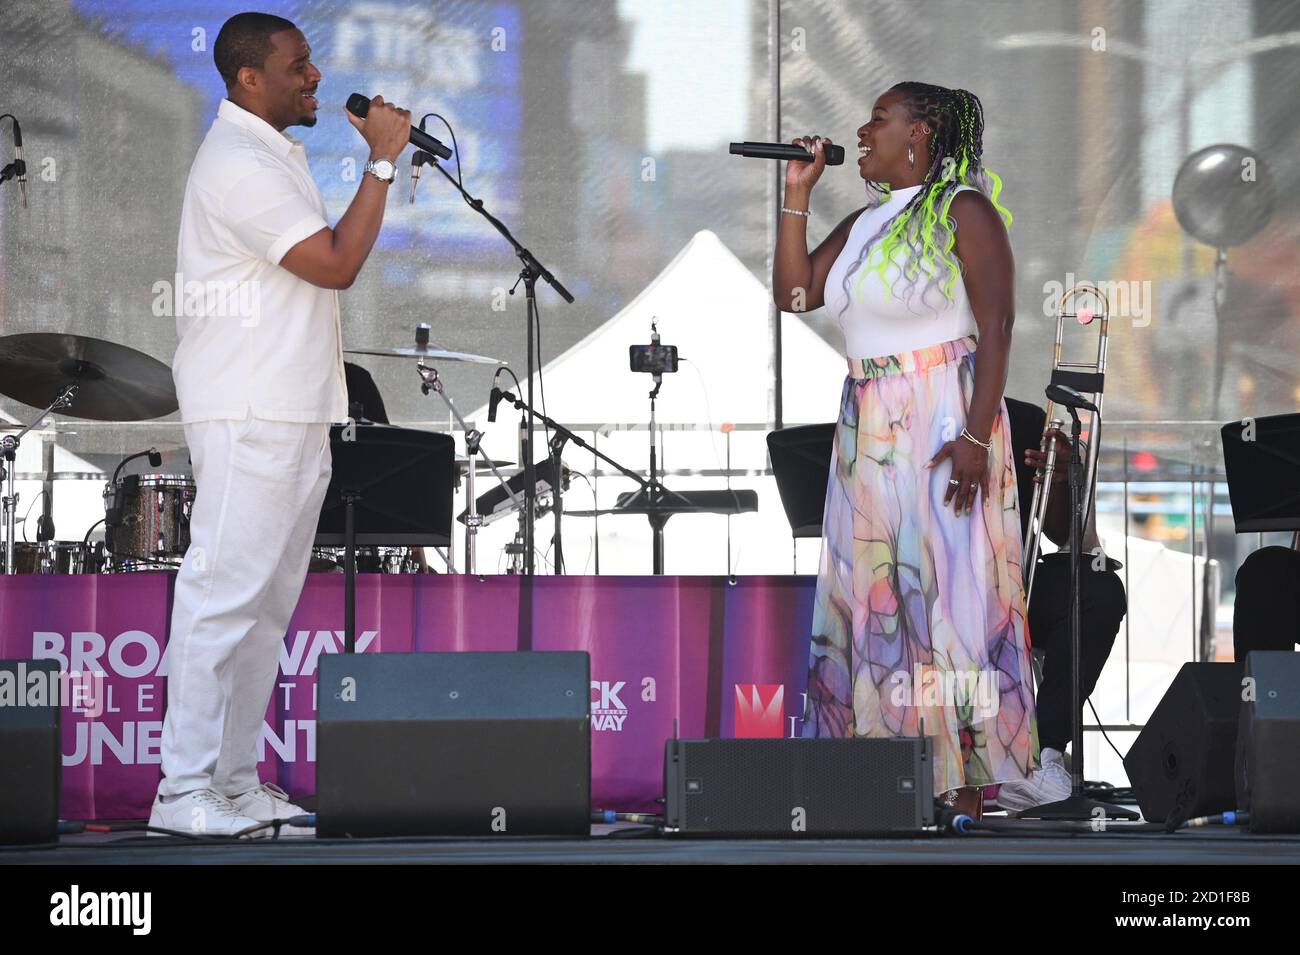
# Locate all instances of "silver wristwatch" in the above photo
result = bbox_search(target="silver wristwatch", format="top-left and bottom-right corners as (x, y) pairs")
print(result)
(364, 158), (397, 183)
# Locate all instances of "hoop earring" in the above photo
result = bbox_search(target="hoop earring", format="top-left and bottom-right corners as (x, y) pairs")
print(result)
(908, 145), (914, 168)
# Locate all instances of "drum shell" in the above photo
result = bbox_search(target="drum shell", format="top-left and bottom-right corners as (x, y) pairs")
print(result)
(103, 473), (194, 569)
(8, 541), (107, 574)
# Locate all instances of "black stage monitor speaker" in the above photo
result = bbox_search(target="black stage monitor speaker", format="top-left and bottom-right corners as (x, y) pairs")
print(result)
(0, 659), (61, 845)
(1124, 662), (1243, 825)
(664, 737), (933, 836)
(1236, 651), (1300, 833)
(317, 651), (590, 837)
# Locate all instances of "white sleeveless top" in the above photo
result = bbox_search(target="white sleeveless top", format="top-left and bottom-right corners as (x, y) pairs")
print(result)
(823, 183), (979, 359)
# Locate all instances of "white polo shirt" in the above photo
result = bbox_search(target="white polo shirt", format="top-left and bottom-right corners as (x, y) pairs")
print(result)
(172, 98), (348, 424)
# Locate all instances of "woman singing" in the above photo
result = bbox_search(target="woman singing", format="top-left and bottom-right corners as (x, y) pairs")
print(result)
(773, 83), (1038, 819)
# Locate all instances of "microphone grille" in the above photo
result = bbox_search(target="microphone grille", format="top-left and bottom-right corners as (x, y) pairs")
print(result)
(345, 93), (370, 118)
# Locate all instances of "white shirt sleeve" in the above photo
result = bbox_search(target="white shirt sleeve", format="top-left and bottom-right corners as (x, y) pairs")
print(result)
(222, 164), (329, 266)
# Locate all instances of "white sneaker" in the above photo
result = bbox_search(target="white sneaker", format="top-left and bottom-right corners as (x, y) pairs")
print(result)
(996, 748), (1072, 814)
(148, 788), (265, 838)
(228, 782), (314, 836)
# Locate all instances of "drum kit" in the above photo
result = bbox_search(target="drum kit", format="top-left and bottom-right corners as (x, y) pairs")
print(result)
(0, 332), (183, 576)
(0, 329), (511, 577)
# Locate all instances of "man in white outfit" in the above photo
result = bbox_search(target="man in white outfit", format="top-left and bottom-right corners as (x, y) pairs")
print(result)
(151, 12), (411, 836)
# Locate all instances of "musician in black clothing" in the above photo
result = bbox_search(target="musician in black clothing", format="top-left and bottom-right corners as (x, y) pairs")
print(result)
(996, 397), (1127, 811)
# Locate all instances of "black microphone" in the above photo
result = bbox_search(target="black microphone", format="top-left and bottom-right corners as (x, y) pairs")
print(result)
(346, 93), (452, 160)
(111, 447), (161, 486)
(487, 386), (505, 423)
(1046, 383), (1099, 414)
(729, 141), (845, 166)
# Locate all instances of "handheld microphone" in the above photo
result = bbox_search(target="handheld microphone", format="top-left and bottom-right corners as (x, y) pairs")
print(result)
(729, 141), (845, 166)
(346, 93), (453, 160)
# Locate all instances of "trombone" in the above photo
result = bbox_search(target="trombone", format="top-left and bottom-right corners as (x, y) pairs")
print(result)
(1022, 283), (1110, 612)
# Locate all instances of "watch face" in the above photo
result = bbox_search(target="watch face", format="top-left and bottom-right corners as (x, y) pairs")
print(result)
(369, 159), (396, 180)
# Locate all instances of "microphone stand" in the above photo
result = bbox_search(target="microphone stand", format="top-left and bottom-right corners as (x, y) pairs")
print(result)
(493, 387), (665, 571)
(421, 158), (573, 575)
(548, 431), (570, 573)
(611, 373), (694, 574)
(1019, 405), (1136, 822)
(1, 384), (76, 573)
(411, 344), (523, 576)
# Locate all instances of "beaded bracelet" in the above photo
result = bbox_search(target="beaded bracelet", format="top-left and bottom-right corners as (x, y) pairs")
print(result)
(781, 207), (811, 217)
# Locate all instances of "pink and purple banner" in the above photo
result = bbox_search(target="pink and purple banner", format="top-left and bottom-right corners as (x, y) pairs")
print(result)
(0, 574), (816, 818)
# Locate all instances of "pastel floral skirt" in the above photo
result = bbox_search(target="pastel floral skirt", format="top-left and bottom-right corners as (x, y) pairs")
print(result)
(800, 335), (1039, 794)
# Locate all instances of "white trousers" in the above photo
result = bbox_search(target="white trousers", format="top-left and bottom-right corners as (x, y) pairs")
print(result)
(158, 415), (331, 797)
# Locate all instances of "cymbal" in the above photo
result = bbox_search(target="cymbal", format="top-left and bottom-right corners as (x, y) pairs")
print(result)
(345, 344), (503, 365)
(0, 333), (178, 421)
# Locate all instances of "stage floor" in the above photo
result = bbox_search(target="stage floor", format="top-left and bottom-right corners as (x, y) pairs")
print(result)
(7, 824), (1300, 865)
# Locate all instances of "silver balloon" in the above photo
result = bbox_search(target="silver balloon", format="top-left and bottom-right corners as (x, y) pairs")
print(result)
(1172, 144), (1274, 248)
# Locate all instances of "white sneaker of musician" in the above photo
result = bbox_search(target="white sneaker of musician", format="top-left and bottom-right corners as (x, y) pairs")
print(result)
(996, 747), (1072, 814)
(227, 782), (313, 835)
(148, 788), (264, 838)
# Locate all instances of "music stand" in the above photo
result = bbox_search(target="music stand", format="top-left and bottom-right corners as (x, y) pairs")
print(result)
(1221, 413), (1300, 533)
(315, 424), (455, 652)
(766, 424), (835, 539)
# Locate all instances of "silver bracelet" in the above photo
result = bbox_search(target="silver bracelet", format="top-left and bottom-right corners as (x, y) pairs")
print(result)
(781, 207), (811, 217)
(960, 427), (991, 450)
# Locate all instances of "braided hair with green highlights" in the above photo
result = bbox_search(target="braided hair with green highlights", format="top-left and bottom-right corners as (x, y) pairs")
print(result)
(837, 83), (1013, 321)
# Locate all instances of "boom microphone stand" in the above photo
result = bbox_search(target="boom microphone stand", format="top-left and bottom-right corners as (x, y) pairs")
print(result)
(419, 155), (573, 575)
(491, 387), (661, 569)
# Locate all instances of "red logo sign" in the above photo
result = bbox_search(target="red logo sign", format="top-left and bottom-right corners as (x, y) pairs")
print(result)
(734, 683), (785, 738)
